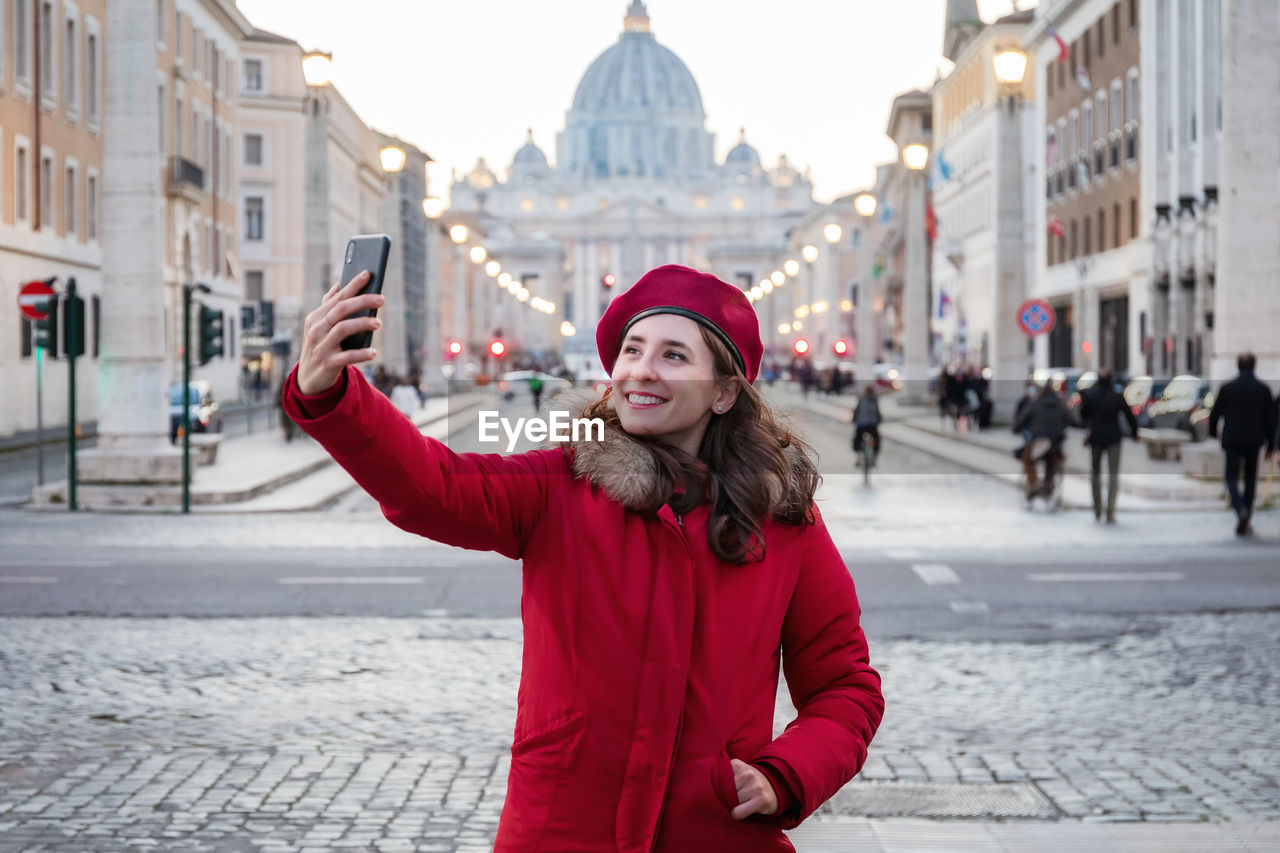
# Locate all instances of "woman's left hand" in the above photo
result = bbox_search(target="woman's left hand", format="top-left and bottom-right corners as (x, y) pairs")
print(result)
(729, 759), (778, 820)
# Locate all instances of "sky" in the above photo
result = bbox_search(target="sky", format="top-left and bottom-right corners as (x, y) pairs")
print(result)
(236, 0), (1029, 204)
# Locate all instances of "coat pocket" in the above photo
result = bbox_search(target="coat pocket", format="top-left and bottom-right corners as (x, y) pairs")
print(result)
(709, 749), (738, 813)
(502, 711), (590, 846)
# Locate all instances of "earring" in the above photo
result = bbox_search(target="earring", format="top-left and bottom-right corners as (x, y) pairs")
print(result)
(715, 404), (724, 413)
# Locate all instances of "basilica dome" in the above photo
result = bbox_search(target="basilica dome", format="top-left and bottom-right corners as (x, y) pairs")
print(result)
(557, 2), (716, 181)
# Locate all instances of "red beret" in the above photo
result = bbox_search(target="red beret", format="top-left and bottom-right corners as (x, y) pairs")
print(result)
(596, 264), (763, 383)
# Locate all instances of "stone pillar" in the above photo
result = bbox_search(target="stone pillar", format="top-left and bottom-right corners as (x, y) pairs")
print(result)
(584, 241), (600, 330)
(992, 97), (1030, 419)
(1211, 0), (1280, 380)
(856, 218), (877, 389)
(573, 241), (589, 333)
(75, 0), (182, 497)
(901, 170), (930, 403)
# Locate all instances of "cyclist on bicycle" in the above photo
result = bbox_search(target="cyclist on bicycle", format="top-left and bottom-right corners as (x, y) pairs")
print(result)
(1013, 383), (1070, 498)
(852, 385), (882, 462)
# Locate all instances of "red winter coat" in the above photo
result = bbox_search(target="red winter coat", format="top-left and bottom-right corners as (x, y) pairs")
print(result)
(284, 367), (884, 852)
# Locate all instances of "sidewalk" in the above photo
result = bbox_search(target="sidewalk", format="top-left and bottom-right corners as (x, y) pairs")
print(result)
(25, 392), (490, 513)
(787, 817), (1280, 852)
(774, 384), (1268, 513)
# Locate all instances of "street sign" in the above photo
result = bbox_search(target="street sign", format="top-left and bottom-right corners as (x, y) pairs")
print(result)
(1016, 299), (1056, 337)
(18, 280), (56, 320)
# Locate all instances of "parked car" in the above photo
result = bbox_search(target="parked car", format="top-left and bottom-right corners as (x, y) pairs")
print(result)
(1123, 376), (1173, 428)
(168, 380), (222, 442)
(1145, 374), (1214, 441)
(1032, 367), (1088, 399)
(1065, 370), (1130, 426)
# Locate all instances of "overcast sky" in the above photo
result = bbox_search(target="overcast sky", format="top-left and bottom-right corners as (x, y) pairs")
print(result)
(236, 0), (1030, 203)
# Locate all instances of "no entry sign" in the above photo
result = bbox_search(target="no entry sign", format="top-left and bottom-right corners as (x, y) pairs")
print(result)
(18, 280), (56, 320)
(1016, 299), (1056, 337)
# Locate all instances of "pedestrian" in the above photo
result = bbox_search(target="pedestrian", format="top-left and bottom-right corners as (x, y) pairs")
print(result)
(527, 373), (544, 411)
(1014, 382), (1070, 500)
(852, 385), (882, 462)
(1208, 353), (1276, 536)
(389, 375), (420, 419)
(1080, 370), (1139, 524)
(283, 264), (884, 851)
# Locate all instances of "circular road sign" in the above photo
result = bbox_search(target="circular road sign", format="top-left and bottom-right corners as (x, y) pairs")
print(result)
(18, 280), (56, 321)
(1016, 299), (1056, 337)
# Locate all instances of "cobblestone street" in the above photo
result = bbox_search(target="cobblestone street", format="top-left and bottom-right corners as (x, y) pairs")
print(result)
(2, 611), (1277, 850)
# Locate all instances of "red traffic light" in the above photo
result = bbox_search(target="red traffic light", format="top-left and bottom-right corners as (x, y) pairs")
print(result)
(446, 339), (463, 358)
(489, 340), (506, 358)
(833, 339), (849, 356)
(601, 273), (616, 288)
(793, 338), (810, 356)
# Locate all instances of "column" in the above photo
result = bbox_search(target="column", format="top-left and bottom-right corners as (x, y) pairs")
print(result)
(902, 170), (930, 403)
(856, 221), (877, 388)
(78, 0), (182, 493)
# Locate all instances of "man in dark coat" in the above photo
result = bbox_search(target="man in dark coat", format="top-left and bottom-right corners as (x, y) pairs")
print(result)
(1208, 353), (1276, 536)
(1080, 370), (1139, 523)
(1014, 384), (1071, 497)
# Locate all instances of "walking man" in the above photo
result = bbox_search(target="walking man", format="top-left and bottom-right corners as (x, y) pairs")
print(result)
(1080, 370), (1139, 524)
(1208, 353), (1276, 536)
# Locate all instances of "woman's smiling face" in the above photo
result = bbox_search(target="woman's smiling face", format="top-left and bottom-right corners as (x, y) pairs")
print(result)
(610, 313), (738, 455)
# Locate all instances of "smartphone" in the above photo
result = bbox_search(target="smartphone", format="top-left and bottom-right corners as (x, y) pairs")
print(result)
(338, 234), (392, 351)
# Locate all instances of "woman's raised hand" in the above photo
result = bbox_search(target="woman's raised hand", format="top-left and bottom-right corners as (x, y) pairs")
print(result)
(296, 271), (384, 395)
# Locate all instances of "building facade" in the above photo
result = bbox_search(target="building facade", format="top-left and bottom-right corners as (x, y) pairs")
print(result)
(1, 0), (107, 437)
(443, 1), (822, 368)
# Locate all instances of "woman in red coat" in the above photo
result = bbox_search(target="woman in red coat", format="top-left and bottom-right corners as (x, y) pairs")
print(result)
(284, 264), (884, 852)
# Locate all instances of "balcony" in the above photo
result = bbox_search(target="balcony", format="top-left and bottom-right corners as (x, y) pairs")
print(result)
(166, 156), (206, 203)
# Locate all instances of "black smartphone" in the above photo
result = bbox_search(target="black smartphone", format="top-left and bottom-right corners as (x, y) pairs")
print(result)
(338, 234), (392, 351)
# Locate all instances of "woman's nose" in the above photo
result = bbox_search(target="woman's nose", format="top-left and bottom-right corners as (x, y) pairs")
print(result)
(621, 352), (659, 382)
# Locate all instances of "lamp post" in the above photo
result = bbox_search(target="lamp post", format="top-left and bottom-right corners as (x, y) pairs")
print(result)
(822, 223), (842, 354)
(800, 243), (818, 349)
(302, 50), (333, 307)
(854, 192), (878, 388)
(901, 142), (930, 403)
(449, 224), (469, 375)
(992, 48), (1029, 417)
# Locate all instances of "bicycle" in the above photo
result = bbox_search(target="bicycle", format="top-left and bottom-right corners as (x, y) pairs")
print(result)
(854, 428), (877, 486)
(1021, 437), (1063, 511)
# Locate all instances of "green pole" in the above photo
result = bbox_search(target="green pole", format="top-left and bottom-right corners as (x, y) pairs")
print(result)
(66, 279), (78, 511)
(182, 285), (192, 513)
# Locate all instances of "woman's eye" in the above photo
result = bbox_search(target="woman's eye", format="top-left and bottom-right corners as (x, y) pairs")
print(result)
(622, 345), (640, 355)
(665, 351), (686, 361)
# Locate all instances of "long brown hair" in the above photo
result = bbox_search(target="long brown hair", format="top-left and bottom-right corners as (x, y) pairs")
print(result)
(586, 327), (819, 563)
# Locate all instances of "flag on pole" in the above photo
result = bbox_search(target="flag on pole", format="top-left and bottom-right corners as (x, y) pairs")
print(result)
(1048, 212), (1066, 238)
(1075, 65), (1092, 91)
(937, 290), (951, 320)
(872, 256), (885, 279)
(935, 149), (953, 182)
(925, 201), (939, 243)
(1047, 24), (1069, 62)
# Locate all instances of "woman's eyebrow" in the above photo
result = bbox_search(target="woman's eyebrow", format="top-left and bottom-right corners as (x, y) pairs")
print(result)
(624, 334), (691, 351)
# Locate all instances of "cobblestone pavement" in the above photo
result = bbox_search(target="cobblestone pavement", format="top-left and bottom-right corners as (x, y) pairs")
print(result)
(1, 611), (1277, 850)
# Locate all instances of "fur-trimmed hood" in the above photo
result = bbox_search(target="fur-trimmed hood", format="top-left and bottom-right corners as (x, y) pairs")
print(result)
(543, 386), (804, 517)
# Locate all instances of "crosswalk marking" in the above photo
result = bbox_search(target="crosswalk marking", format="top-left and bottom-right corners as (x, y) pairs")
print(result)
(0, 577), (59, 583)
(1027, 572), (1183, 583)
(950, 600), (989, 614)
(912, 563), (961, 585)
(277, 577), (426, 585)
(886, 549), (924, 561)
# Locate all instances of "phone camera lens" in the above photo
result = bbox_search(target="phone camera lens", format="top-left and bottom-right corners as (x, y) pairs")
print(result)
(345, 243), (355, 263)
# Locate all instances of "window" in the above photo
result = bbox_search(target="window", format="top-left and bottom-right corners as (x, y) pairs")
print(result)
(175, 92), (184, 155)
(1098, 208), (1106, 252)
(1098, 17), (1105, 57)
(1111, 80), (1123, 169)
(1126, 71), (1140, 161)
(63, 15), (76, 117)
(192, 27), (200, 77)
(1083, 215), (1092, 255)
(64, 161), (76, 236)
(245, 129), (266, 162)
(1096, 90), (1108, 176)
(1081, 102), (1093, 181)
(40, 151), (53, 228)
(174, 11), (183, 63)
(1113, 3), (1121, 43)
(1114, 202), (1121, 247)
(243, 58), (262, 92)
(1130, 0), (1138, 29)
(39, 1), (55, 105)
(246, 270), (264, 302)
(157, 82), (166, 154)
(1070, 220), (1078, 258)
(86, 26), (100, 126)
(15, 142), (30, 221)
(244, 196), (263, 240)
(87, 170), (98, 241)
(1047, 60), (1053, 97)
(1068, 110), (1079, 190)
(155, 0), (164, 46)
(91, 294), (100, 357)
(1130, 197), (1138, 239)
(15, 0), (32, 86)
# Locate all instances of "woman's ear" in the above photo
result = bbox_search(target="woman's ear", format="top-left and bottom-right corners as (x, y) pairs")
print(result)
(713, 378), (742, 414)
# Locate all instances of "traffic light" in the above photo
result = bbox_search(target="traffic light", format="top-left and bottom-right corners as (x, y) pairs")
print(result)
(446, 339), (463, 359)
(833, 339), (849, 357)
(793, 338), (810, 356)
(198, 305), (224, 366)
(34, 297), (58, 356)
(601, 273), (616, 289)
(489, 339), (506, 359)
(62, 293), (85, 359)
